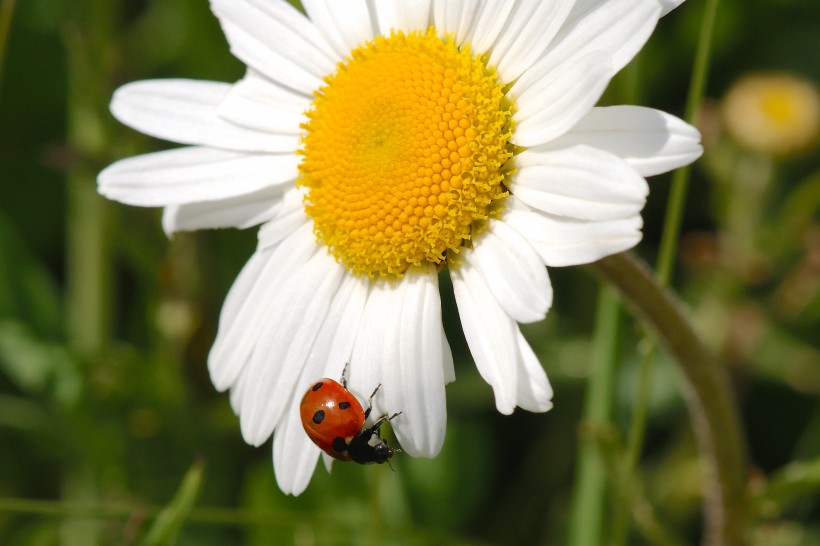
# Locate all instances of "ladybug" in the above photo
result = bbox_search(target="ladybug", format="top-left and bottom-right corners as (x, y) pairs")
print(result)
(300, 367), (401, 465)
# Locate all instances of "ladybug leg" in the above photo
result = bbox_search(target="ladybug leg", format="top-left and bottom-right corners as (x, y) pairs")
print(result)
(369, 411), (403, 432)
(363, 383), (382, 419)
(339, 362), (350, 389)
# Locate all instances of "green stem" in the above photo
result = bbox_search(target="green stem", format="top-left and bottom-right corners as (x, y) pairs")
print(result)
(610, 343), (657, 546)
(0, 0), (15, 95)
(65, 167), (108, 355)
(657, 0), (721, 285)
(624, 345), (656, 483)
(591, 252), (747, 546)
(567, 286), (621, 546)
(64, 1), (116, 355)
(61, 2), (119, 544)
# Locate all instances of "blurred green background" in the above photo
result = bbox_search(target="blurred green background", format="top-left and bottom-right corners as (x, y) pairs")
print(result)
(0, 0), (818, 544)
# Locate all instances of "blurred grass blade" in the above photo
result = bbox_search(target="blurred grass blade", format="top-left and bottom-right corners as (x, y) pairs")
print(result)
(567, 285), (621, 546)
(141, 460), (205, 546)
(656, 0), (720, 285)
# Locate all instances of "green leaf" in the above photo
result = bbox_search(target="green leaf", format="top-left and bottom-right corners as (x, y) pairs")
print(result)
(0, 214), (62, 336)
(0, 320), (81, 408)
(757, 458), (820, 518)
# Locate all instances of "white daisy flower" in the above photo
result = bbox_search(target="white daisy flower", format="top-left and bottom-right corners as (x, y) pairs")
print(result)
(99, 0), (701, 495)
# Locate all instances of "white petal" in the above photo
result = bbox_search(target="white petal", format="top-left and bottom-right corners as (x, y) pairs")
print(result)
(162, 185), (286, 235)
(488, 0), (575, 83)
(367, 284), (407, 449)
(547, 106), (703, 177)
(513, 0), (660, 98)
(374, 0), (431, 34)
(321, 452), (334, 473)
(552, 0), (660, 74)
(512, 145), (649, 221)
(229, 373), (246, 414)
(451, 263), (518, 414)
(467, 219), (552, 323)
(348, 282), (398, 410)
(98, 147), (298, 207)
(208, 223), (316, 392)
(302, 274), (370, 386)
(512, 52), (612, 147)
(452, 264), (553, 414)
(433, 0), (479, 45)
(514, 331), (554, 412)
(441, 323), (455, 384)
(383, 265), (448, 457)
(257, 187), (310, 249)
(463, 0), (516, 55)
(453, 1), (481, 45)
(301, 0), (375, 58)
(272, 403), (321, 496)
(110, 79), (298, 153)
(212, 250), (269, 378)
(216, 70), (311, 135)
(210, 0), (336, 94)
(272, 272), (369, 494)
(659, 0), (686, 16)
(505, 197), (643, 266)
(239, 250), (344, 446)
(250, 252), (348, 435)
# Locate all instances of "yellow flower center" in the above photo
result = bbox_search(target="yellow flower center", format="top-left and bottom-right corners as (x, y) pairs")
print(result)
(298, 29), (514, 279)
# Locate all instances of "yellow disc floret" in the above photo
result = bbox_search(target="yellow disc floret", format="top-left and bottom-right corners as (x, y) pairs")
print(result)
(299, 29), (514, 279)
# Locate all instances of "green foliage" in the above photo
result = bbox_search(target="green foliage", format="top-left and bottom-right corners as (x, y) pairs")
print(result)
(0, 0), (818, 544)
(757, 458), (820, 519)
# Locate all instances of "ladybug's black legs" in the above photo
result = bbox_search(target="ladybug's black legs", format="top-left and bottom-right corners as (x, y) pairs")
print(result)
(369, 411), (403, 433)
(337, 369), (401, 426)
(348, 411), (403, 465)
(339, 362), (350, 389)
(363, 383), (382, 419)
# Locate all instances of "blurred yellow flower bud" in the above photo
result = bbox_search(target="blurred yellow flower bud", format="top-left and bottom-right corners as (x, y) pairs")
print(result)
(721, 72), (819, 156)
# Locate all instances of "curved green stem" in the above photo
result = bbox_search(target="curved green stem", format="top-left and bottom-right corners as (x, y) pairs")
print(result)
(591, 251), (747, 546)
(614, 0), (723, 542)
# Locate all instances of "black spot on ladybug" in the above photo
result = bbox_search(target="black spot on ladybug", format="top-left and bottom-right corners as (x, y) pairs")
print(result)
(312, 410), (325, 424)
(339, 401), (351, 409)
(311, 382), (323, 391)
(332, 437), (348, 453)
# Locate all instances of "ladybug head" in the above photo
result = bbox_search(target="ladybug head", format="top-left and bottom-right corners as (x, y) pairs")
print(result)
(347, 429), (399, 465)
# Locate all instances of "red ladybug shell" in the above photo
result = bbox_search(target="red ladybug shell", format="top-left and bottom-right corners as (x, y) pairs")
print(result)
(300, 378), (366, 462)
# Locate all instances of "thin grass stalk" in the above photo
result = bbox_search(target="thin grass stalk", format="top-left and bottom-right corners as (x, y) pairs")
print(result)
(567, 286), (621, 546)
